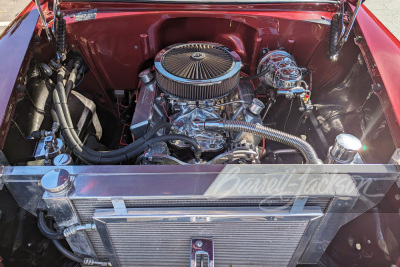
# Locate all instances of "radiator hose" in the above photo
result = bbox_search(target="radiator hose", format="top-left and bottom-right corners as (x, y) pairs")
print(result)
(51, 240), (111, 266)
(37, 210), (64, 240)
(51, 239), (85, 264)
(203, 120), (323, 164)
(37, 210), (111, 266)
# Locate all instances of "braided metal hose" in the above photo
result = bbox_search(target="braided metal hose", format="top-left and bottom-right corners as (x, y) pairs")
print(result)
(204, 120), (323, 164)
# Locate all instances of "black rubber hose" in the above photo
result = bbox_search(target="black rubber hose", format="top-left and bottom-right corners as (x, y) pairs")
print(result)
(51, 239), (84, 264)
(240, 68), (269, 80)
(127, 134), (202, 162)
(329, 14), (340, 57)
(52, 70), (172, 163)
(54, 63), (184, 164)
(64, 62), (80, 98)
(39, 216), (85, 264)
(37, 210), (64, 240)
(55, 67), (171, 157)
(54, 90), (158, 164)
(54, 92), (171, 163)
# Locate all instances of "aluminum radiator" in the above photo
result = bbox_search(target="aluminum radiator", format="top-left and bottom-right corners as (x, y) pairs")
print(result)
(4, 164), (397, 266)
(72, 197), (329, 265)
(92, 207), (322, 267)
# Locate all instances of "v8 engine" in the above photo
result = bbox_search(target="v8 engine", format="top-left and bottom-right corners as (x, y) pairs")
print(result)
(130, 42), (315, 165)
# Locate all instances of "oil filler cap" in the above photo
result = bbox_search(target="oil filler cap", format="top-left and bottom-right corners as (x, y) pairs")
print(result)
(53, 154), (72, 166)
(41, 169), (72, 193)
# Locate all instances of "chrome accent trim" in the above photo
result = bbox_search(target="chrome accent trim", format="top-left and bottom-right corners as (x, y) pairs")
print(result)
(389, 148), (400, 165)
(111, 198), (127, 215)
(191, 238), (214, 267)
(129, 78), (159, 139)
(42, 190), (98, 258)
(257, 50), (302, 88)
(63, 223), (97, 238)
(0, 150), (8, 190)
(155, 43), (241, 86)
(155, 42), (241, 100)
(51, 0), (59, 36)
(327, 133), (362, 164)
(331, 0), (363, 61)
(290, 196), (308, 214)
(40, 169), (73, 193)
(249, 98), (265, 115)
(34, 0), (53, 42)
(139, 68), (154, 84)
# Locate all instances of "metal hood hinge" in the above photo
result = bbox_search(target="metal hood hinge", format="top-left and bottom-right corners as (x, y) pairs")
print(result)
(329, 0), (363, 61)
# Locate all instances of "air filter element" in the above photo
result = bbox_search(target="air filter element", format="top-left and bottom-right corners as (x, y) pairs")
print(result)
(155, 43), (241, 100)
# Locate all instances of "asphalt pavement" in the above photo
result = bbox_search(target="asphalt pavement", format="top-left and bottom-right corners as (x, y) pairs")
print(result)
(0, 1), (399, 41)
(0, 0), (30, 34)
(365, 0), (400, 39)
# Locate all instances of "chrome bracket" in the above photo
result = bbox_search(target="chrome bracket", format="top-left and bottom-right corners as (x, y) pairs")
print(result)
(0, 166), (4, 190)
(111, 198), (127, 215)
(389, 148), (400, 165)
(389, 149), (400, 187)
(63, 223), (97, 238)
(51, 0), (59, 36)
(190, 238), (214, 267)
(34, 0), (53, 42)
(331, 0), (363, 61)
(290, 196), (308, 214)
(0, 150), (9, 190)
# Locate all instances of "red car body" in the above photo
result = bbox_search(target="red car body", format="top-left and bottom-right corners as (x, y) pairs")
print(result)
(0, 1), (399, 266)
(0, 1), (399, 149)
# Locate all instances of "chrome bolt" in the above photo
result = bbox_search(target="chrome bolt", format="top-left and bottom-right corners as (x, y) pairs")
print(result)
(195, 240), (203, 248)
(372, 83), (382, 93)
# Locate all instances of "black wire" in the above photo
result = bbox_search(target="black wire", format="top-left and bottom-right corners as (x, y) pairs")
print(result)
(295, 114), (306, 134)
(240, 68), (269, 80)
(11, 120), (26, 139)
(283, 99), (294, 132)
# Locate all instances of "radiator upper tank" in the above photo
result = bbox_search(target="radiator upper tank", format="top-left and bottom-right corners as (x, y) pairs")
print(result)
(154, 43), (242, 100)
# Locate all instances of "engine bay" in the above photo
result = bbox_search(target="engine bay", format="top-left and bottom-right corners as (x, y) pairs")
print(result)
(4, 36), (394, 166)
(0, 2), (399, 266)
(3, 52), (395, 167)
